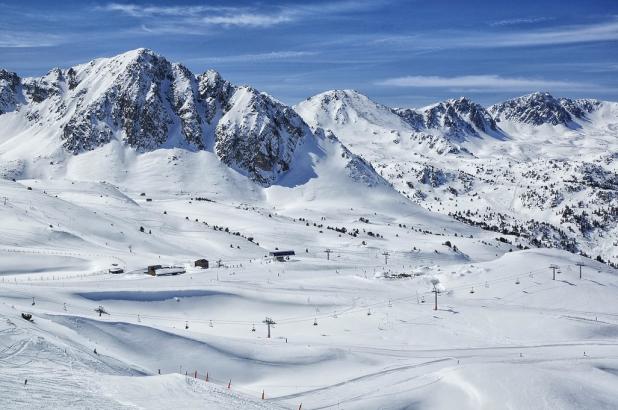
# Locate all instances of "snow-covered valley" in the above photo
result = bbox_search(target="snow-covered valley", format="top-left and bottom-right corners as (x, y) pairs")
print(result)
(1, 49), (617, 409)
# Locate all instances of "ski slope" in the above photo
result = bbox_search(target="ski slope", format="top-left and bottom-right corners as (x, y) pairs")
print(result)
(1, 175), (617, 409)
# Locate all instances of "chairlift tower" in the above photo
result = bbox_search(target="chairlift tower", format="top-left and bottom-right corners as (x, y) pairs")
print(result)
(262, 317), (276, 338)
(549, 264), (559, 281)
(576, 262), (584, 279)
(324, 249), (332, 260)
(382, 251), (390, 265)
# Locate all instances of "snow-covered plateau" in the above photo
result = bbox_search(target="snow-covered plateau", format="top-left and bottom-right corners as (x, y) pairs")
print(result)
(0, 49), (617, 409)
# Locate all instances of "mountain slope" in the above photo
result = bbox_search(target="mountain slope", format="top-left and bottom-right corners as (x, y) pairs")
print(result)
(297, 90), (618, 266)
(0, 49), (323, 187)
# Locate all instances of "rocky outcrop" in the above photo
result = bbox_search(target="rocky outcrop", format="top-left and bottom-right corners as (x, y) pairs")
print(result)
(0, 69), (21, 114)
(397, 97), (501, 140)
(215, 87), (308, 185)
(488, 92), (602, 126)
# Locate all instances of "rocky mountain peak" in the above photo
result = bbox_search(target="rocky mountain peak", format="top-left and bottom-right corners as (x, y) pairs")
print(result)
(0, 49), (319, 186)
(424, 97), (499, 138)
(197, 69), (235, 123)
(215, 86), (310, 185)
(393, 96), (500, 140)
(487, 91), (599, 126)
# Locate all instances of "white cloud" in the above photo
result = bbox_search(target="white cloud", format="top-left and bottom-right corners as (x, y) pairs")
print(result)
(99, 4), (228, 17)
(201, 13), (294, 28)
(99, 1), (385, 30)
(490, 17), (554, 27)
(373, 18), (618, 49)
(0, 31), (63, 47)
(187, 51), (318, 64)
(376, 74), (601, 92)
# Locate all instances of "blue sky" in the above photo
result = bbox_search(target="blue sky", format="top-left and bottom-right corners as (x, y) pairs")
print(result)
(1, 0), (617, 107)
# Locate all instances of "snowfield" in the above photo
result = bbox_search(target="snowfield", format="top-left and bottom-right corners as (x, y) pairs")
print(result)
(1, 175), (617, 409)
(0, 49), (617, 409)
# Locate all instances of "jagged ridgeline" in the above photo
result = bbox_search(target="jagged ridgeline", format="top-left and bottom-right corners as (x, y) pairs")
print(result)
(296, 89), (618, 267)
(1, 49), (617, 265)
(0, 49), (313, 185)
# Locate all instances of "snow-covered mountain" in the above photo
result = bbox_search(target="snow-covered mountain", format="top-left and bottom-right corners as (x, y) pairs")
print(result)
(0, 49), (383, 189)
(297, 90), (618, 266)
(1, 50), (617, 266)
(2, 50), (618, 410)
(488, 91), (602, 127)
(398, 97), (502, 140)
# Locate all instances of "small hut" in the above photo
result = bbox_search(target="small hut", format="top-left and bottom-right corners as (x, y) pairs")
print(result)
(269, 250), (295, 262)
(147, 265), (185, 276)
(194, 259), (209, 269)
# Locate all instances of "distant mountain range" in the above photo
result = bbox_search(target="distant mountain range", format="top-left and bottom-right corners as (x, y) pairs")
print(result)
(296, 89), (618, 267)
(1, 49), (616, 265)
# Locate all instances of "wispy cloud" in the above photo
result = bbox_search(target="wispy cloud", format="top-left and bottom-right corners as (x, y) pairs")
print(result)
(99, 4), (231, 17)
(490, 16), (554, 27)
(376, 74), (602, 92)
(101, 3), (293, 28)
(0, 31), (64, 47)
(99, 1), (384, 30)
(187, 51), (318, 64)
(201, 13), (294, 28)
(373, 18), (618, 49)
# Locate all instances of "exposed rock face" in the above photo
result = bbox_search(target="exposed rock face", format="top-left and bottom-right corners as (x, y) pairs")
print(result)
(197, 69), (234, 124)
(394, 108), (424, 131)
(0, 69), (21, 114)
(171, 63), (204, 149)
(0, 49), (313, 185)
(62, 49), (176, 152)
(488, 92), (602, 126)
(397, 97), (500, 140)
(215, 87), (308, 185)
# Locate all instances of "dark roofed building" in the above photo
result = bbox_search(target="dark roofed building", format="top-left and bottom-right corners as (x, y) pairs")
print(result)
(269, 250), (295, 262)
(194, 259), (209, 269)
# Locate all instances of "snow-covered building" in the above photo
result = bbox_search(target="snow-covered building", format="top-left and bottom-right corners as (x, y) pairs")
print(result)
(269, 250), (295, 262)
(147, 265), (185, 276)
